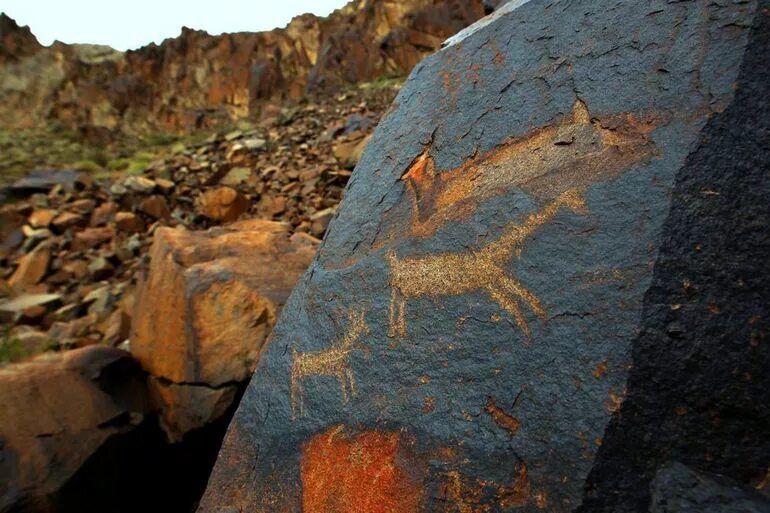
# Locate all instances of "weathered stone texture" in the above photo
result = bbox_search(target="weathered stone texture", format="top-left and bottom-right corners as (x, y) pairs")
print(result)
(131, 220), (318, 440)
(0, 346), (148, 513)
(196, 1), (768, 512)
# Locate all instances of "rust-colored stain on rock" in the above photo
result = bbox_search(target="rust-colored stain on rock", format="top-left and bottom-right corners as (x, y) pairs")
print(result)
(484, 398), (520, 436)
(301, 427), (423, 513)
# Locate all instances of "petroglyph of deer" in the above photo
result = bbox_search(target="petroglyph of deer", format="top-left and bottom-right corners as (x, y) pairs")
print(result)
(290, 310), (369, 419)
(387, 189), (586, 339)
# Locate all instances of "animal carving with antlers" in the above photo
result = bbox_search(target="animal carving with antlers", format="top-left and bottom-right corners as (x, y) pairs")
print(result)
(290, 310), (369, 419)
(388, 189), (587, 339)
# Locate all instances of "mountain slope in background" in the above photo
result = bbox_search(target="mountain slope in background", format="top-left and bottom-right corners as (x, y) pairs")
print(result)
(0, 1), (486, 138)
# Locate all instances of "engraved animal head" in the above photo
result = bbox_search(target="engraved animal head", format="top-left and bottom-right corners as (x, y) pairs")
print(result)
(399, 100), (657, 237)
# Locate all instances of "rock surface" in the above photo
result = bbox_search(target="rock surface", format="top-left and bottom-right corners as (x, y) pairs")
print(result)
(649, 462), (770, 513)
(0, 346), (148, 513)
(198, 1), (770, 512)
(131, 220), (319, 440)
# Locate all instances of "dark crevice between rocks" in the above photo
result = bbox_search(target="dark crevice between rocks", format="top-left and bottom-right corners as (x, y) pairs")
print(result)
(152, 375), (244, 391)
(52, 384), (245, 513)
(578, 4), (770, 512)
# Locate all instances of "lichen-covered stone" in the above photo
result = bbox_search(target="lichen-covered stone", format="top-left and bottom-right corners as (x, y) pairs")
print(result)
(198, 1), (770, 512)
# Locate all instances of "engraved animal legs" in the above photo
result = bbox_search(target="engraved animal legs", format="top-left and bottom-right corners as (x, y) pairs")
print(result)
(388, 287), (407, 338)
(290, 369), (304, 420)
(486, 285), (531, 339)
(497, 274), (546, 319)
(344, 367), (356, 402)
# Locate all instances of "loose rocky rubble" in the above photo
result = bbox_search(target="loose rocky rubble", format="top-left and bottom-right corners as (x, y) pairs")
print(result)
(0, 84), (398, 362)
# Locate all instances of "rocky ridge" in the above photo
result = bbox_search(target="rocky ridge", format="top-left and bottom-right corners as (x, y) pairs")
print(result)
(0, 1), (486, 137)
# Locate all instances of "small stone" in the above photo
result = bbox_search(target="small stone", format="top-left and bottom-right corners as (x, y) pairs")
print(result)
(125, 235), (142, 253)
(138, 195), (171, 220)
(243, 138), (267, 151)
(71, 226), (115, 251)
(90, 202), (117, 226)
(196, 187), (249, 223)
(84, 285), (112, 315)
(109, 183), (128, 196)
(123, 176), (156, 194)
(98, 309), (130, 345)
(224, 130), (243, 142)
(21, 226), (51, 240)
(0, 293), (61, 322)
(88, 257), (114, 280)
(27, 209), (57, 228)
(115, 212), (145, 233)
(68, 198), (96, 214)
(51, 212), (84, 231)
(220, 167), (252, 186)
(257, 195), (287, 217)
(62, 259), (89, 280)
(8, 243), (51, 290)
(155, 178), (175, 194)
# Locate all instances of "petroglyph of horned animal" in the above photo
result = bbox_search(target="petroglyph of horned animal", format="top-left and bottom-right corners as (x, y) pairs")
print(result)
(290, 310), (369, 419)
(387, 189), (586, 339)
(398, 100), (656, 237)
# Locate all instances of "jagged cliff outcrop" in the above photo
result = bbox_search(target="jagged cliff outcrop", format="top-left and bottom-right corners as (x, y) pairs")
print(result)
(0, 1), (486, 137)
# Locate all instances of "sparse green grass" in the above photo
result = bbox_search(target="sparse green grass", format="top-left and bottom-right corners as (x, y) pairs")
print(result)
(358, 75), (407, 90)
(0, 327), (57, 363)
(0, 126), (195, 184)
(0, 333), (25, 363)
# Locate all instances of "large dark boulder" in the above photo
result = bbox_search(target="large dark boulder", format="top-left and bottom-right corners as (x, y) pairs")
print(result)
(198, 1), (769, 512)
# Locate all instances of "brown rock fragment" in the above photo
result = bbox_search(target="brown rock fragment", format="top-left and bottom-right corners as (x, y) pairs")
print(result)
(71, 226), (115, 251)
(27, 209), (57, 228)
(8, 243), (51, 290)
(130, 220), (318, 439)
(51, 212), (84, 231)
(90, 201), (117, 226)
(138, 195), (171, 220)
(115, 212), (145, 233)
(196, 187), (248, 222)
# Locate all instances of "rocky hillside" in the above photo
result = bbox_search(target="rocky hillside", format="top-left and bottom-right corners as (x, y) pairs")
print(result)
(0, 1), (486, 137)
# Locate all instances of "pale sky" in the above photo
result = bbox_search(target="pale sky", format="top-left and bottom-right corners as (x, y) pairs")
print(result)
(1, 0), (349, 51)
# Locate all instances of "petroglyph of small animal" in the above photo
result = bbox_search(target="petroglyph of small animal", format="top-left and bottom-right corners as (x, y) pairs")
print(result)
(388, 189), (586, 339)
(290, 310), (369, 419)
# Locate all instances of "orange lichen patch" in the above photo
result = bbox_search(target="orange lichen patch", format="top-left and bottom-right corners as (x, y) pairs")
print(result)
(604, 389), (626, 413)
(592, 359), (609, 379)
(301, 427), (423, 513)
(441, 464), (538, 512)
(442, 471), (488, 513)
(754, 468), (770, 491)
(496, 464), (531, 508)
(423, 396), (436, 413)
(398, 100), (658, 238)
(484, 398), (520, 436)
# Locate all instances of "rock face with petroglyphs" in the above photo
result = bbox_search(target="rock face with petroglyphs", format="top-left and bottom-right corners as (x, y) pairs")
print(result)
(198, 1), (770, 512)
